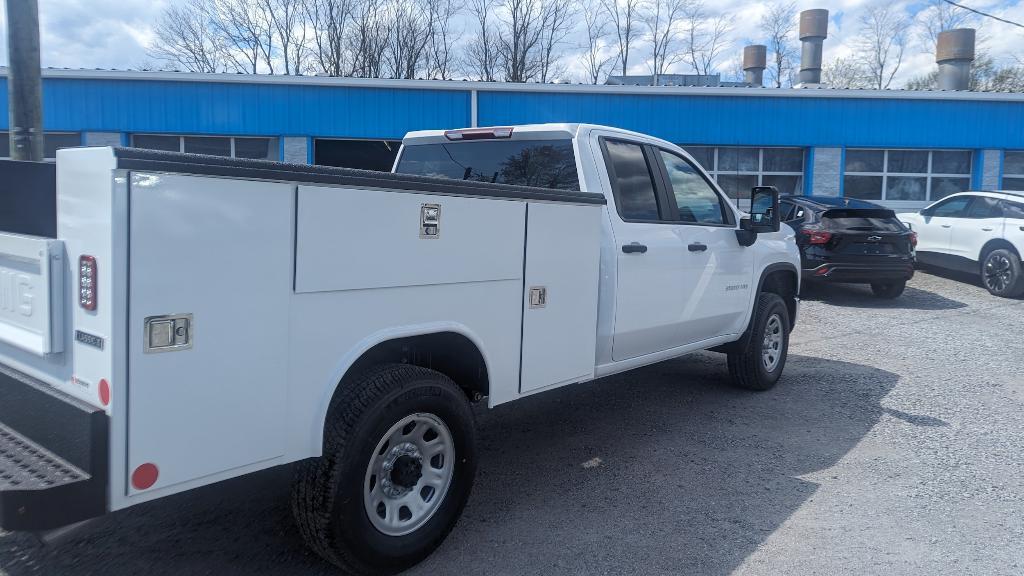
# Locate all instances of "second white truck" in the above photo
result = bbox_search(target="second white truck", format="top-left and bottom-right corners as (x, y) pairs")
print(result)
(0, 123), (799, 574)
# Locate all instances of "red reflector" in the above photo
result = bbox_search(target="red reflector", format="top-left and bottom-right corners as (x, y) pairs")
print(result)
(444, 127), (514, 140)
(79, 255), (97, 311)
(801, 229), (832, 245)
(815, 267), (831, 276)
(132, 463), (159, 490)
(99, 378), (111, 407)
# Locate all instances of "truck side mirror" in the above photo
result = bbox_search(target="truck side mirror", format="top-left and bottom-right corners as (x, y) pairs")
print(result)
(748, 186), (780, 233)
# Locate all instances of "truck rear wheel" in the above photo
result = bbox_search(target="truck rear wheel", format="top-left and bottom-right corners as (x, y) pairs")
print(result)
(727, 292), (790, 391)
(292, 364), (477, 575)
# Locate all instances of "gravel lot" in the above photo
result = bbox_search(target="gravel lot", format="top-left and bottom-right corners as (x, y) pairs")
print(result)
(2, 268), (1023, 576)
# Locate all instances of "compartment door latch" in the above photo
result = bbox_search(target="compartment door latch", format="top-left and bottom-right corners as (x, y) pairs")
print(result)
(144, 314), (193, 353)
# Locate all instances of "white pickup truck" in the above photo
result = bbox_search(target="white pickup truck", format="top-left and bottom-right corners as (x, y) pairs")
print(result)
(0, 123), (799, 574)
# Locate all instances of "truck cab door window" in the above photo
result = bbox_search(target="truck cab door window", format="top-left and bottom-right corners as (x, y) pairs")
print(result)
(657, 150), (728, 225)
(603, 140), (661, 221)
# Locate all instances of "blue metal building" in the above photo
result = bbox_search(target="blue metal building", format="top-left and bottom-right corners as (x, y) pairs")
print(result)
(3, 68), (1023, 208)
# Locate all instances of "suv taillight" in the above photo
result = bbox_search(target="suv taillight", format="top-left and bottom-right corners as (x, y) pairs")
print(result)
(910, 231), (918, 248)
(801, 229), (832, 245)
(79, 255), (97, 311)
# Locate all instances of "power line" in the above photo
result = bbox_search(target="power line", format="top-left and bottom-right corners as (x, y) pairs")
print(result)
(941, 0), (1024, 30)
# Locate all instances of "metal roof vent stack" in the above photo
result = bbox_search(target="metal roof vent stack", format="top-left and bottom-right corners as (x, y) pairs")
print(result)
(743, 45), (767, 87)
(798, 9), (829, 86)
(936, 28), (975, 90)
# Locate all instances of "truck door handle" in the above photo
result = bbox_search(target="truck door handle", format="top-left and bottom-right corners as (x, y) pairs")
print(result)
(622, 242), (647, 254)
(688, 242), (707, 252)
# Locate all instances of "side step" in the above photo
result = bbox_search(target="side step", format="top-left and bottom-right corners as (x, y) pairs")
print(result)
(0, 365), (108, 532)
(0, 423), (104, 530)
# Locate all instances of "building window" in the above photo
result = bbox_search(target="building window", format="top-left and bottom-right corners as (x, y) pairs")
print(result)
(682, 146), (804, 199)
(314, 139), (401, 171)
(131, 134), (280, 160)
(1004, 151), (1024, 191)
(844, 149), (971, 202)
(0, 131), (81, 160)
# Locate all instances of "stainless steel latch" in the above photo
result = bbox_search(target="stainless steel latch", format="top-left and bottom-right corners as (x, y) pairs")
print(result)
(144, 314), (193, 353)
(420, 203), (440, 238)
(529, 286), (547, 308)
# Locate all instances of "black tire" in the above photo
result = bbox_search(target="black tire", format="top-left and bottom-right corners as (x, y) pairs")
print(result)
(870, 280), (906, 299)
(727, 292), (790, 391)
(980, 248), (1024, 298)
(292, 364), (477, 575)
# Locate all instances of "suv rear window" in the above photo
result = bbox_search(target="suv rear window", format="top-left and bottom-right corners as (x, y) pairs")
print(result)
(394, 139), (580, 191)
(821, 209), (906, 232)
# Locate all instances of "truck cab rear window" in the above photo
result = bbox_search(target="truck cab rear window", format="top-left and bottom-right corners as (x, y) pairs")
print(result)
(395, 140), (580, 191)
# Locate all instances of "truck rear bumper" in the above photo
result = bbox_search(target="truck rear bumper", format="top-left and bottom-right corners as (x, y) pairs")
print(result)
(0, 364), (108, 531)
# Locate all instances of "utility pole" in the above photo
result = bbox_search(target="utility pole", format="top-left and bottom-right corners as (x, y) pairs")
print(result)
(6, 0), (44, 161)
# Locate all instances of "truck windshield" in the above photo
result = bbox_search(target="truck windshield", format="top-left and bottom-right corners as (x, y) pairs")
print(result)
(395, 139), (580, 191)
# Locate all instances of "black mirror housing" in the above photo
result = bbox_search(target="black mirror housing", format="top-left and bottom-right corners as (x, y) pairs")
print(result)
(747, 186), (780, 233)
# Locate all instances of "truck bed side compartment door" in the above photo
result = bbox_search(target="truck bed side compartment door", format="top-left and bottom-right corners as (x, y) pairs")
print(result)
(519, 202), (602, 393)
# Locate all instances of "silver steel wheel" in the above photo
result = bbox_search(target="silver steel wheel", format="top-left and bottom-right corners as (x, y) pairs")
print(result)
(761, 313), (784, 373)
(363, 412), (455, 537)
(984, 253), (1013, 292)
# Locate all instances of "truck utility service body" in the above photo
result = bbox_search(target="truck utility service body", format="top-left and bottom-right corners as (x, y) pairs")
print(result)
(0, 124), (798, 573)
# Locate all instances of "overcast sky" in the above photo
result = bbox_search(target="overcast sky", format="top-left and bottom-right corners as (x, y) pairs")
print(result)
(0, 0), (1022, 86)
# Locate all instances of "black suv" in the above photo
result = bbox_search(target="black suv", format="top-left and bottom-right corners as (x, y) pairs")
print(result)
(781, 196), (917, 298)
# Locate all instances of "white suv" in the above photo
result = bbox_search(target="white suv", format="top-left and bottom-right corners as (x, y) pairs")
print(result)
(899, 191), (1024, 297)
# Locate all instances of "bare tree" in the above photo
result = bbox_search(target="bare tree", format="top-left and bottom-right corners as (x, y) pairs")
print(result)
(209, 0), (277, 73)
(348, 0), (389, 77)
(905, 51), (1024, 92)
(682, 1), (731, 76)
(855, 4), (909, 90)
(760, 1), (797, 88)
(383, 0), (433, 79)
(303, 0), (352, 75)
(496, 0), (546, 82)
(466, 0), (500, 80)
(425, 0), (464, 79)
(150, 0), (226, 73)
(578, 0), (616, 83)
(600, 0), (641, 77)
(644, 0), (688, 85)
(822, 56), (868, 89)
(263, 0), (309, 74)
(917, 0), (976, 54)
(537, 0), (575, 82)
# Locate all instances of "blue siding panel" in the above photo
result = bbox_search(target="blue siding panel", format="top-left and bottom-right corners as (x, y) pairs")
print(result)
(1, 78), (471, 139)
(0, 76), (1020, 155)
(477, 91), (1024, 149)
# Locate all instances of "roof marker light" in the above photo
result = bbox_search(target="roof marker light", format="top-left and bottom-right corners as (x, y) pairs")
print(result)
(444, 127), (514, 141)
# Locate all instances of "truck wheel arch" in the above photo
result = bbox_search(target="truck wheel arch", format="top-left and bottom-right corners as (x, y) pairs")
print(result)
(757, 263), (799, 329)
(310, 325), (491, 455)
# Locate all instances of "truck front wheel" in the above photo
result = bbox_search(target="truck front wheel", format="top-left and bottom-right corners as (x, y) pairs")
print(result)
(727, 292), (790, 391)
(292, 364), (477, 575)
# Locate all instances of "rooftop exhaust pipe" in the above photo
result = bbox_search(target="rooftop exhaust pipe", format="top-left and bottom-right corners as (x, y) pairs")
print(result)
(936, 28), (975, 91)
(798, 9), (829, 86)
(743, 45), (767, 87)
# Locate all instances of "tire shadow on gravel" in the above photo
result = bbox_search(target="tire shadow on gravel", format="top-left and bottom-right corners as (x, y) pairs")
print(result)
(0, 353), (899, 576)
(800, 280), (967, 310)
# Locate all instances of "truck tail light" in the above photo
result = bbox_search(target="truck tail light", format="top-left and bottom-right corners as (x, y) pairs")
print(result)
(444, 127), (514, 140)
(800, 229), (832, 245)
(79, 255), (97, 311)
